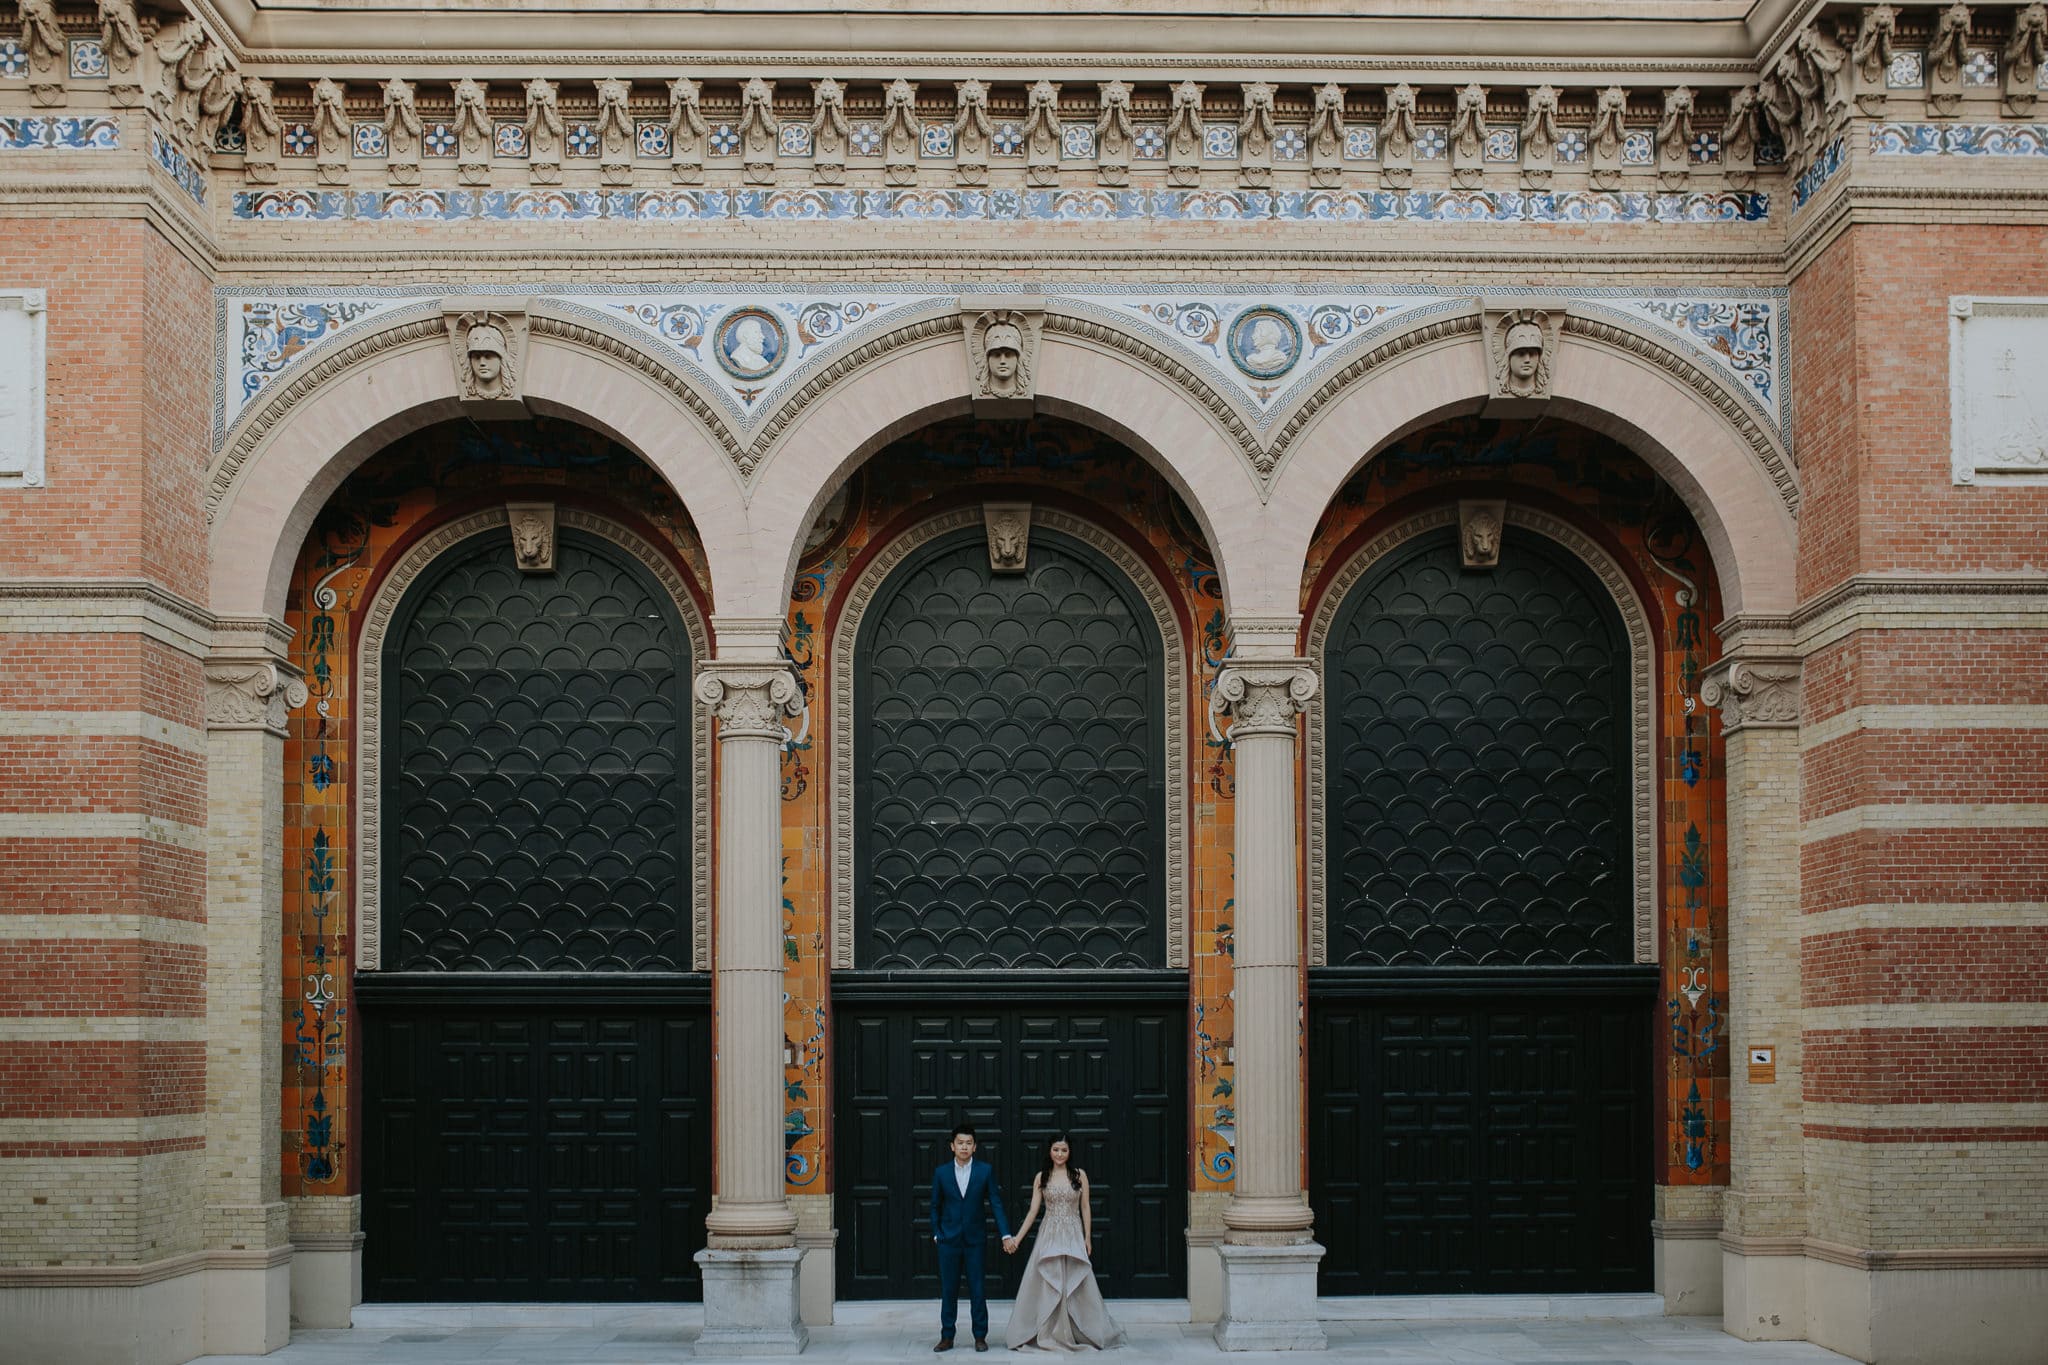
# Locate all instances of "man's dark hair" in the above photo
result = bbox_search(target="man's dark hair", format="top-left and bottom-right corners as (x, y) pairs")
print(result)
(950, 1123), (977, 1142)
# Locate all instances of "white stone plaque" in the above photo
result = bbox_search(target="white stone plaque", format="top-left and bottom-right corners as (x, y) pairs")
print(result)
(1950, 296), (2048, 486)
(0, 290), (47, 489)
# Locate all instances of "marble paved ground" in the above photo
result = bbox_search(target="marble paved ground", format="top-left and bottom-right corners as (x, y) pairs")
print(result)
(194, 1300), (1856, 1364)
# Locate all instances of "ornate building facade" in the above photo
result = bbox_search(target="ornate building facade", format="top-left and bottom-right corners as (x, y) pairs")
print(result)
(0, 1), (2043, 1362)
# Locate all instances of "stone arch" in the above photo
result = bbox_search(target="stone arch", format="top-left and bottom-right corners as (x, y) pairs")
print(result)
(1262, 307), (1801, 619)
(741, 308), (1270, 621)
(205, 300), (751, 622)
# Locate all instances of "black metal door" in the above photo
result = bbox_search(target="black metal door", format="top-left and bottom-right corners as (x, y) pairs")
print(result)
(362, 526), (704, 1301)
(833, 978), (1187, 1302)
(1308, 974), (1653, 1295)
(1314, 526), (1652, 1293)
(361, 983), (711, 1302)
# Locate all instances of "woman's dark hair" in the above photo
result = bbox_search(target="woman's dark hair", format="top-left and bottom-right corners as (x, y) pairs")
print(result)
(1038, 1133), (1084, 1189)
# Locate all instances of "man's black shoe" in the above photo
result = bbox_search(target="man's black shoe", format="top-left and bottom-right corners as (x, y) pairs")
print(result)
(975, 1339), (989, 1352)
(933, 1339), (953, 1352)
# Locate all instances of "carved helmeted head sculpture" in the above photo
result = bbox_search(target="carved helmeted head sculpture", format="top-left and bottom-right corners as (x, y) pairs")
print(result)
(1503, 318), (1545, 396)
(466, 323), (510, 399)
(983, 319), (1024, 397)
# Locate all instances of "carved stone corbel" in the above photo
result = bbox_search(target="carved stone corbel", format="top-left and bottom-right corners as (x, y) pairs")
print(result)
(525, 77), (564, 184)
(1208, 661), (1317, 744)
(880, 78), (920, 186)
(241, 76), (282, 184)
(1700, 658), (1802, 735)
(1927, 1), (1973, 118)
(205, 659), (309, 736)
(739, 77), (779, 184)
(1450, 83), (1487, 189)
(1722, 85), (1761, 190)
(444, 301), (530, 419)
(1166, 81), (1203, 187)
(1023, 80), (1061, 187)
(1520, 85), (1561, 188)
(1380, 83), (1418, 188)
(668, 77), (708, 184)
(1656, 86), (1694, 188)
(596, 77), (635, 185)
(1589, 86), (1628, 190)
(1481, 299), (1564, 417)
(1798, 22), (1852, 132)
(1459, 500), (1506, 569)
(453, 78), (492, 186)
(1097, 80), (1134, 187)
(97, 0), (146, 108)
(383, 78), (422, 186)
(19, 0), (66, 108)
(1852, 4), (1899, 116)
(1307, 83), (1345, 189)
(506, 502), (556, 573)
(959, 297), (1045, 419)
(984, 503), (1031, 575)
(312, 77), (351, 186)
(1238, 82), (1276, 188)
(2007, 3), (2047, 116)
(952, 79), (992, 186)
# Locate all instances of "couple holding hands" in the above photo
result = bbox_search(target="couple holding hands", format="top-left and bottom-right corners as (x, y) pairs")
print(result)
(930, 1124), (1125, 1354)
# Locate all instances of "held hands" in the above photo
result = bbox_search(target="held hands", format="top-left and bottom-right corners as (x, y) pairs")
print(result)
(1001, 1235), (1019, 1255)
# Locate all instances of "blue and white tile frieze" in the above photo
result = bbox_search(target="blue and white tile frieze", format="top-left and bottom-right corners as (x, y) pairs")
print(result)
(1, 115), (121, 151)
(214, 283), (1788, 456)
(150, 127), (206, 204)
(232, 184), (1770, 226)
(1792, 136), (1845, 208)
(1871, 122), (2048, 157)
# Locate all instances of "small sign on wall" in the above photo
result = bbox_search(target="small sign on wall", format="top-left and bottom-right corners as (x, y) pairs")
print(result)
(1950, 296), (2048, 487)
(0, 289), (47, 489)
(1748, 1045), (1776, 1084)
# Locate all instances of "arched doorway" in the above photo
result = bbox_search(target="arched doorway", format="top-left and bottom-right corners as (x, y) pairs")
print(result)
(357, 521), (712, 1302)
(833, 517), (1187, 1301)
(1308, 519), (1655, 1295)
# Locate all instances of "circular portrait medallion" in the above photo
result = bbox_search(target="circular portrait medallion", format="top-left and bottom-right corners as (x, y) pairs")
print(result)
(1226, 306), (1303, 381)
(714, 307), (788, 382)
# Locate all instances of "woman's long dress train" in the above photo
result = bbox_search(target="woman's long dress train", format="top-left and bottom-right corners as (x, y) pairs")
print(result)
(1004, 1177), (1124, 1352)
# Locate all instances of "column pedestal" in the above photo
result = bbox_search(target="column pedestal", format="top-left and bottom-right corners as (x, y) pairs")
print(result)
(695, 1248), (809, 1356)
(1212, 1244), (1327, 1352)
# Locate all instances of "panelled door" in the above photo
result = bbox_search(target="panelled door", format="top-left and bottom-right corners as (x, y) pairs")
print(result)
(833, 987), (1187, 1301)
(360, 526), (708, 1301)
(1313, 525), (1654, 1294)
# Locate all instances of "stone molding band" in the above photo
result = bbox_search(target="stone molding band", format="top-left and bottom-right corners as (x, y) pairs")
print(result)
(352, 506), (715, 971)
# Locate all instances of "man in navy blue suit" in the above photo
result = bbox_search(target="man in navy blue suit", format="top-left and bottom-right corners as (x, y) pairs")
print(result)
(930, 1123), (1012, 1352)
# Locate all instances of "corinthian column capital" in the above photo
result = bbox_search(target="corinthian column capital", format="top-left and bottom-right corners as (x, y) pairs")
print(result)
(204, 659), (308, 736)
(695, 663), (806, 741)
(1209, 660), (1317, 742)
(1700, 656), (1802, 735)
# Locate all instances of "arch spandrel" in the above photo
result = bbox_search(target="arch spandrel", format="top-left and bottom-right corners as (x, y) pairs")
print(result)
(205, 304), (752, 622)
(1261, 312), (1801, 621)
(743, 315), (1269, 623)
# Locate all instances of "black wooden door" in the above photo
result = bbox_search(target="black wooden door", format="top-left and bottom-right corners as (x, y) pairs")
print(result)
(360, 984), (711, 1302)
(833, 980), (1186, 1301)
(1314, 525), (1652, 1293)
(1308, 975), (1653, 1295)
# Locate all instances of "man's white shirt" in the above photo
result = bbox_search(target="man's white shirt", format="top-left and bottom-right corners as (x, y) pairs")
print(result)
(954, 1160), (973, 1196)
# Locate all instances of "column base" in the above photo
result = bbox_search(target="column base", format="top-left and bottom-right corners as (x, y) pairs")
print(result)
(203, 1248), (293, 1356)
(695, 1246), (809, 1356)
(1721, 1239), (1806, 1341)
(1211, 1241), (1326, 1352)
(1652, 1217), (1722, 1315)
(290, 1231), (363, 1328)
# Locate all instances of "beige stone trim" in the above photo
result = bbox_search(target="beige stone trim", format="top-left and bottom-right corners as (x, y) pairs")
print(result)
(1792, 574), (2048, 653)
(0, 580), (214, 658)
(0, 711), (208, 753)
(0, 914), (207, 946)
(0, 1018), (207, 1043)
(354, 507), (713, 971)
(829, 506), (1189, 969)
(1802, 1240), (2048, 1272)
(1799, 902), (2048, 935)
(0, 1116), (206, 1143)
(1803, 704), (2048, 751)
(1801, 1003), (2048, 1032)
(1802, 1102), (2048, 1129)
(0, 813), (206, 853)
(1720, 1232), (1807, 1257)
(290, 1231), (365, 1254)
(0, 1244), (294, 1288)
(1304, 503), (1657, 966)
(1799, 802), (2048, 846)
(1653, 1217), (1726, 1241)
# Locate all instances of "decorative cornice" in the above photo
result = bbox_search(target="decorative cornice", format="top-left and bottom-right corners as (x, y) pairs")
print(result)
(1699, 655), (1802, 733)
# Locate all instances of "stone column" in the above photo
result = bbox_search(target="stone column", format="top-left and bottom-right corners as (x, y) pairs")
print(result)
(201, 620), (305, 1356)
(1208, 658), (1325, 1352)
(693, 656), (809, 1356)
(1699, 652), (1807, 1341)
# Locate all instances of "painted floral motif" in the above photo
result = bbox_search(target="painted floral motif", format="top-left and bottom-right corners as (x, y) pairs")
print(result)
(236, 300), (395, 415)
(1483, 127), (1518, 162)
(1887, 50), (1925, 88)
(848, 122), (880, 155)
(1557, 128), (1588, 163)
(1061, 122), (1095, 159)
(1964, 49), (1999, 86)
(283, 122), (317, 156)
(1629, 299), (1777, 408)
(352, 123), (387, 158)
(1414, 125), (1447, 159)
(1872, 122), (2048, 157)
(991, 122), (1023, 155)
(1134, 124), (1166, 159)
(710, 123), (741, 155)
(638, 121), (671, 157)
(423, 123), (457, 157)
(565, 122), (599, 157)
(494, 121), (528, 157)
(1689, 131), (1720, 163)
(1203, 124), (1236, 159)
(68, 39), (106, 79)
(216, 122), (246, 154)
(1274, 126), (1307, 160)
(1622, 130), (1654, 164)
(0, 41), (27, 79)
(1344, 126), (1377, 160)
(779, 124), (812, 156)
(920, 123), (952, 158)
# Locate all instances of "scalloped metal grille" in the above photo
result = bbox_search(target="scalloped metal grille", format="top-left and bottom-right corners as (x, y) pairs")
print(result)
(1325, 529), (1631, 966)
(854, 530), (1166, 969)
(383, 530), (690, 971)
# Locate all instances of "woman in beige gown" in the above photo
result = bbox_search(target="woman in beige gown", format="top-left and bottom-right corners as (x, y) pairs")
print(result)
(1001, 1136), (1125, 1352)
